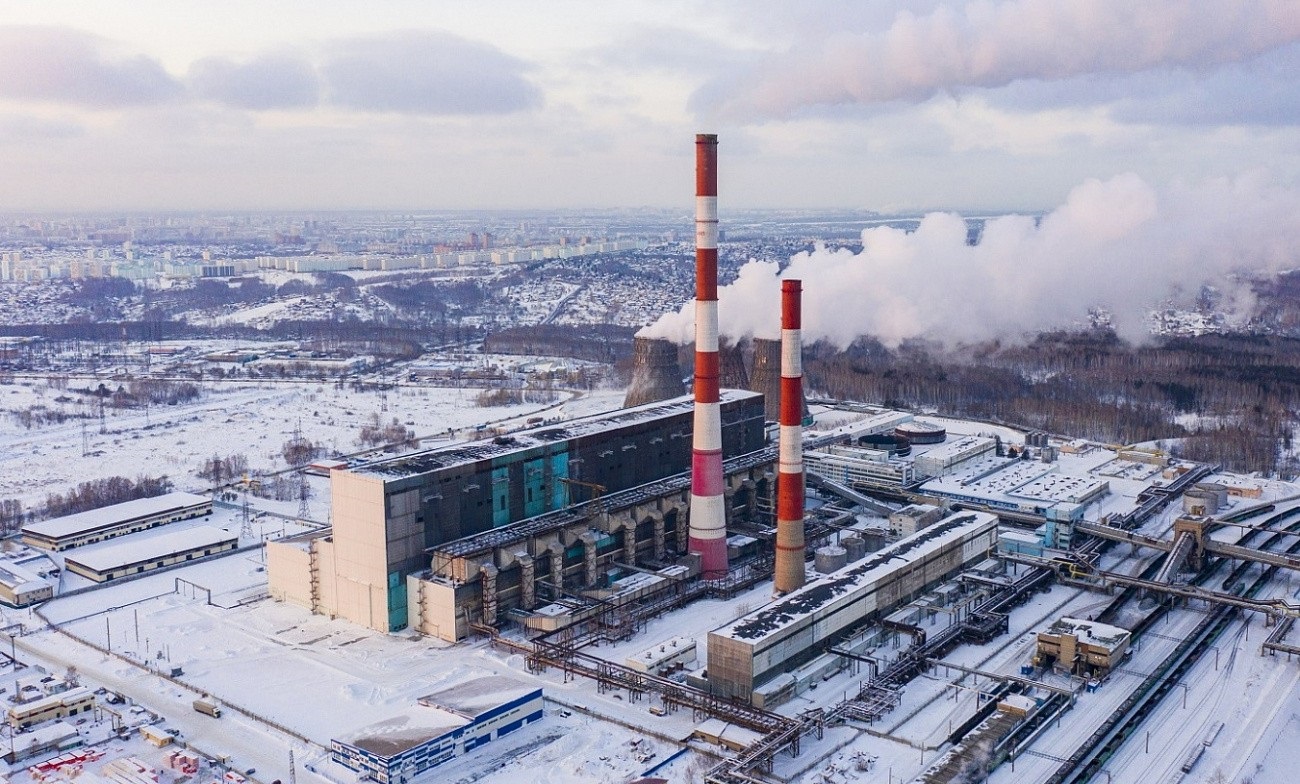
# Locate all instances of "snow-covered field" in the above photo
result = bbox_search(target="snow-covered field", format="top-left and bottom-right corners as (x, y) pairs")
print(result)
(0, 374), (624, 511)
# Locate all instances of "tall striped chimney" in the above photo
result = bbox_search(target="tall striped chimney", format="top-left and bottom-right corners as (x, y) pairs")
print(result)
(774, 279), (806, 593)
(688, 133), (728, 580)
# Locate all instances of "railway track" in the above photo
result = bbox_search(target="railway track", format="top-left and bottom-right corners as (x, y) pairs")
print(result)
(1043, 519), (1300, 784)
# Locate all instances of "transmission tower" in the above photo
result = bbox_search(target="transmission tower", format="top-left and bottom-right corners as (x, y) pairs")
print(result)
(298, 473), (311, 519)
(240, 490), (253, 539)
(81, 420), (89, 457)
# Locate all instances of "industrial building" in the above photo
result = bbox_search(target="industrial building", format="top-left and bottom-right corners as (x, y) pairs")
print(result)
(7, 687), (95, 730)
(330, 678), (543, 784)
(913, 436), (997, 478)
(0, 561), (52, 607)
(21, 491), (213, 552)
(63, 526), (238, 583)
(707, 512), (999, 702)
(626, 636), (697, 675)
(919, 457), (1107, 525)
(268, 391), (767, 633)
(803, 444), (918, 493)
(1035, 617), (1130, 677)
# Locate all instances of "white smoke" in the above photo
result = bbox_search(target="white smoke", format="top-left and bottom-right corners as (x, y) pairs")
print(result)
(695, 0), (1300, 120)
(639, 172), (1300, 348)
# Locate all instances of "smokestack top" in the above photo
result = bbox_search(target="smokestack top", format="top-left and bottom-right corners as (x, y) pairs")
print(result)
(782, 279), (802, 330)
(696, 135), (718, 199)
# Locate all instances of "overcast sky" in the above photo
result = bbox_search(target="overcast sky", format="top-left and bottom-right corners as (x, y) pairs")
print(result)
(1, 0), (1297, 212)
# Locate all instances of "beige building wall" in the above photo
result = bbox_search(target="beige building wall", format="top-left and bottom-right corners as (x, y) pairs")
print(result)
(267, 541), (313, 609)
(331, 471), (392, 631)
(407, 576), (468, 642)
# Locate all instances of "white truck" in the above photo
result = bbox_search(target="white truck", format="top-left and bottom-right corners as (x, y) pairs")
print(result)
(193, 698), (222, 718)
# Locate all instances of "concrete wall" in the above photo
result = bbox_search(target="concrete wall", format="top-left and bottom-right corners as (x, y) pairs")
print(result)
(330, 471), (394, 631)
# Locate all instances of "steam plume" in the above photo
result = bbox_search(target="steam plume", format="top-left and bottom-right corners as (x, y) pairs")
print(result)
(639, 172), (1300, 347)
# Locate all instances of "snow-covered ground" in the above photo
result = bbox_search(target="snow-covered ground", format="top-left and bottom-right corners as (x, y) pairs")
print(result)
(0, 373), (624, 512)
(11, 383), (1300, 784)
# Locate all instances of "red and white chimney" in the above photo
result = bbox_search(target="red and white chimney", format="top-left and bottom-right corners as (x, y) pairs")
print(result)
(774, 279), (806, 593)
(688, 133), (728, 580)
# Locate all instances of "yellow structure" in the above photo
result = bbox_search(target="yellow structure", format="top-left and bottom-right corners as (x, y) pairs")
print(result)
(1036, 617), (1130, 677)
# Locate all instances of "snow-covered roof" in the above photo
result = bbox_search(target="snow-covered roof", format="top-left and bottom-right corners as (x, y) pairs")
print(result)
(339, 681), (541, 756)
(418, 676), (540, 720)
(693, 718), (764, 747)
(64, 525), (236, 573)
(337, 709), (467, 756)
(9, 719), (78, 746)
(1044, 617), (1130, 649)
(0, 561), (47, 594)
(21, 491), (211, 540)
(353, 390), (760, 480)
(713, 511), (998, 643)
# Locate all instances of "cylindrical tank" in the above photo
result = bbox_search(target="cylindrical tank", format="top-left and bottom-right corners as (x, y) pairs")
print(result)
(896, 420), (946, 444)
(815, 545), (848, 574)
(842, 536), (867, 563)
(857, 433), (912, 456)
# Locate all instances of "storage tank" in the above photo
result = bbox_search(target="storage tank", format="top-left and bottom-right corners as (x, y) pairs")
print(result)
(895, 420), (946, 445)
(842, 536), (867, 563)
(814, 545), (848, 574)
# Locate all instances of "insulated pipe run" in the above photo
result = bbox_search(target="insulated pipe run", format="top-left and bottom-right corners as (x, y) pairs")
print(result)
(774, 279), (806, 593)
(688, 133), (729, 580)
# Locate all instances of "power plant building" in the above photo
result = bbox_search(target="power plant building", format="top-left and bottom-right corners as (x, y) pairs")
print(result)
(707, 512), (998, 702)
(268, 391), (766, 632)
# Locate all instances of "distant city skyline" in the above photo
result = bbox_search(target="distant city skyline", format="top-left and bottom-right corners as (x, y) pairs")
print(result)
(0, 1), (1297, 212)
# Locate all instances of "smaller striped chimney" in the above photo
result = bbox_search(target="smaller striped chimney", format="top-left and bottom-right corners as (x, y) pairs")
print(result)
(774, 279), (806, 594)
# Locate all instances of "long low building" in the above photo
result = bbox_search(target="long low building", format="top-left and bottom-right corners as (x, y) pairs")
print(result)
(330, 678), (543, 783)
(707, 511), (999, 701)
(21, 492), (213, 552)
(63, 526), (238, 583)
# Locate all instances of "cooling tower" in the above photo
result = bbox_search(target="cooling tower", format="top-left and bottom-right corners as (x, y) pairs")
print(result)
(624, 336), (685, 408)
(774, 279), (807, 594)
(751, 338), (809, 422)
(688, 133), (729, 580)
(719, 339), (749, 390)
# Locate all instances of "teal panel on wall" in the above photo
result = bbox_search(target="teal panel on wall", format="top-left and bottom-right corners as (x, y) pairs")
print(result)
(524, 458), (546, 518)
(387, 572), (408, 631)
(550, 452), (570, 509)
(492, 466), (511, 527)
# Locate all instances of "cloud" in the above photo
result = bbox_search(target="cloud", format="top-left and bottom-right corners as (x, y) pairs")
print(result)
(987, 43), (1300, 127)
(0, 25), (181, 109)
(587, 25), (753, 75)
(692, 0), (1300, 121)
(188, 52), (319, 111)
(0, 115), (84, 144)
(320, 30), (542, 115)
(640, 172), (1300, 347)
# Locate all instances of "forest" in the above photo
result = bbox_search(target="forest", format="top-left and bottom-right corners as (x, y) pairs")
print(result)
(802, 330), (1300, 477)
